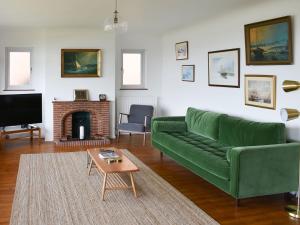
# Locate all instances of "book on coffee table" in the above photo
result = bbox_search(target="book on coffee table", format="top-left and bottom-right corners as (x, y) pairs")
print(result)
(98, 149), (122, 163)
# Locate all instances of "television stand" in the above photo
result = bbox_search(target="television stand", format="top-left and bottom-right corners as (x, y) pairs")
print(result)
(0, 126), (41, 146)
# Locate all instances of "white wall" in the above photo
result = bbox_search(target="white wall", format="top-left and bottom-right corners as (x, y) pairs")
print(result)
(0, 28), (116, 141)
(44, 28), (115, 141)
(0, 28), (46, 94)
(115, 33), (162, 118)
(160, 0), (300, 140)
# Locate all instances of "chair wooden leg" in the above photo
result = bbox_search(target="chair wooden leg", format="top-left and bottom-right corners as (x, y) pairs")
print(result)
(143, 133), (146, 146)
(117, 131), (120, 143)
(160, 151), (163, 159)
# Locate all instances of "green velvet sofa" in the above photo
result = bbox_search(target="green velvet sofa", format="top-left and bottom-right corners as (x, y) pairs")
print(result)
(151, 107), (300, 200)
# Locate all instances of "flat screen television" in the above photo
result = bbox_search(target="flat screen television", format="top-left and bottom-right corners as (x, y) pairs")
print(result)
(0, 94), (42, 127)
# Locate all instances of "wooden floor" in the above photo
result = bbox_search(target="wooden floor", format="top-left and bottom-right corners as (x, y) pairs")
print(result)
(0, 135), (299, 225)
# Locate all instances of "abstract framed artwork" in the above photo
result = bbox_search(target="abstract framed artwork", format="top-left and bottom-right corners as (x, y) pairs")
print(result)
(175, 41), (189, 60)
(61, 49), (102, 78)
(244, 16), (292, 65)
(245, 75), (276, 110)
(208, 48), (240, 88)
(182, 65), (195, 82)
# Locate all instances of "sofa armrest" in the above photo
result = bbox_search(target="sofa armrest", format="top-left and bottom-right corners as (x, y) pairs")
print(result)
(152, 121), (187, 133)
(229, 143), (300, 199)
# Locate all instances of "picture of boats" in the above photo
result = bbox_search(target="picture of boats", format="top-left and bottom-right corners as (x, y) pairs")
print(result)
(245, 75), (276, 109)
(248, 80), (271, 103)
(64, 52), (97, 74)
(245, 16), (292, 65)
(250, 22), (288, 61)
(208, 48), (240, 88)
(61, 49), (101, 77)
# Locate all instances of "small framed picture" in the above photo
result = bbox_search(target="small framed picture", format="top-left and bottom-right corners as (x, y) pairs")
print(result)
(244, 16), (292, 65)
(74, 89), (89, 101)
(208, 48), (240, 88)
(182, 65), (195, 82)
(175, 41), (189, 60)
(245, 75), (276, 110)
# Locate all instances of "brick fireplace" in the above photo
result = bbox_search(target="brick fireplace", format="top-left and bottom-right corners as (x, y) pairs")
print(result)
(53, 101), (110, 147)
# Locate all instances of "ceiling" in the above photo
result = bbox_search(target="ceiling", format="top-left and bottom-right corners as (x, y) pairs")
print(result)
(0, 0), (271, 33)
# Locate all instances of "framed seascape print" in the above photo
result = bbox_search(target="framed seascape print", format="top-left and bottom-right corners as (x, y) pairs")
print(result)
(182, 65), (195, 82)
(61, 49), (102, 78)
(175, 41), (189, 60)
(244, 16), (292, 65)
(245, 75), (276, 110)
(208, 48), (240, 88)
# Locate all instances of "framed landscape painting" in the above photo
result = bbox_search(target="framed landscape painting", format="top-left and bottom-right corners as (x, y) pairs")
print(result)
(182, 65), (195, 82)
(245, 75), (276, 110)
(244, 16), (292, 65)
(61, 49), (102, 78)
(208, 48), (240, 88)
(175, 41), (189, 60)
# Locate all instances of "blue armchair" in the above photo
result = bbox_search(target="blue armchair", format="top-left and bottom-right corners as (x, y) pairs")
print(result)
(117, 104), (154, 145)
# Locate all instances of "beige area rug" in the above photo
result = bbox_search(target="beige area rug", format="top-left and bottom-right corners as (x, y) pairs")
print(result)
(10, 150), (219, 225)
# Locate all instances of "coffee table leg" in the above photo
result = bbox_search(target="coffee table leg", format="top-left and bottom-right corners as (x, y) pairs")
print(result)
(102, 173), (107, 201)
(88, 158), (93, 175)
(86, 152), (90, 168)
(130, 172), (137, 198)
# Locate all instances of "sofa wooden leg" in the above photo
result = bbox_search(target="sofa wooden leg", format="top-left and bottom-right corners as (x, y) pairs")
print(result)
(236, 199), (240, 207)
(160, 152), (163, 159)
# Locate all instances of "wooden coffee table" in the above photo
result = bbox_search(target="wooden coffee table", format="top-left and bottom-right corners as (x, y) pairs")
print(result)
(87, 148), (139, 200)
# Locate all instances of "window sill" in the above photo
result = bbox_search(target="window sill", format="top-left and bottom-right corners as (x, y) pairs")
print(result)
(120, 88), (148, 91)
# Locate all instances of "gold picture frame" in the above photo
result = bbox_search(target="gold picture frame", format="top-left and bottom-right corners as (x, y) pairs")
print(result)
(74, 89), (89, 101)
(244, 16), (292, 65)
(245, 75), (276, 110)
(61, 49), (102, 78)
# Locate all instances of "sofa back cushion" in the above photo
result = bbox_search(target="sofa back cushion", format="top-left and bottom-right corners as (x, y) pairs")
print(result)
(185, 107), (223, 140)
(219, 115), (286, 147)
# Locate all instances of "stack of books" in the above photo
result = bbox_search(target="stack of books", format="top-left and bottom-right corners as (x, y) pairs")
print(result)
(98, 149), (122, 164)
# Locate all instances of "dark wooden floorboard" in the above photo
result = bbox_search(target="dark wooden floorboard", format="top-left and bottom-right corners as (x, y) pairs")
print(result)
(0, 135), (299, 225)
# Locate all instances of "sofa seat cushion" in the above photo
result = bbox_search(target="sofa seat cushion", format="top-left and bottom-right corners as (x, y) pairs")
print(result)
(156, 131), (231, 180)
(219, 115), (286, 147)
(118, 123), (148, 132)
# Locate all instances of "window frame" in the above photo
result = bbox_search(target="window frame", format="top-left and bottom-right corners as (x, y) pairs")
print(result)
(121, 49), (146, 90)
(5, 47), (33, 91)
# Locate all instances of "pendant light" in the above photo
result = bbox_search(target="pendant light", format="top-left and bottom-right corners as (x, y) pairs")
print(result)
(104, 0), (128, 33)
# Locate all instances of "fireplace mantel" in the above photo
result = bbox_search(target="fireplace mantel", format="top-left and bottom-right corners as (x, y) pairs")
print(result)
(53, 101), (110, 145)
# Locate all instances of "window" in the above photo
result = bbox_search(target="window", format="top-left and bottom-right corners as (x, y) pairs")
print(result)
(121, 49), (146, 89)
(5, 47), (33, 90)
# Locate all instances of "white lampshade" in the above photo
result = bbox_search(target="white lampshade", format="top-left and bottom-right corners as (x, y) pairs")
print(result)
(104, 17), (128, 33)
